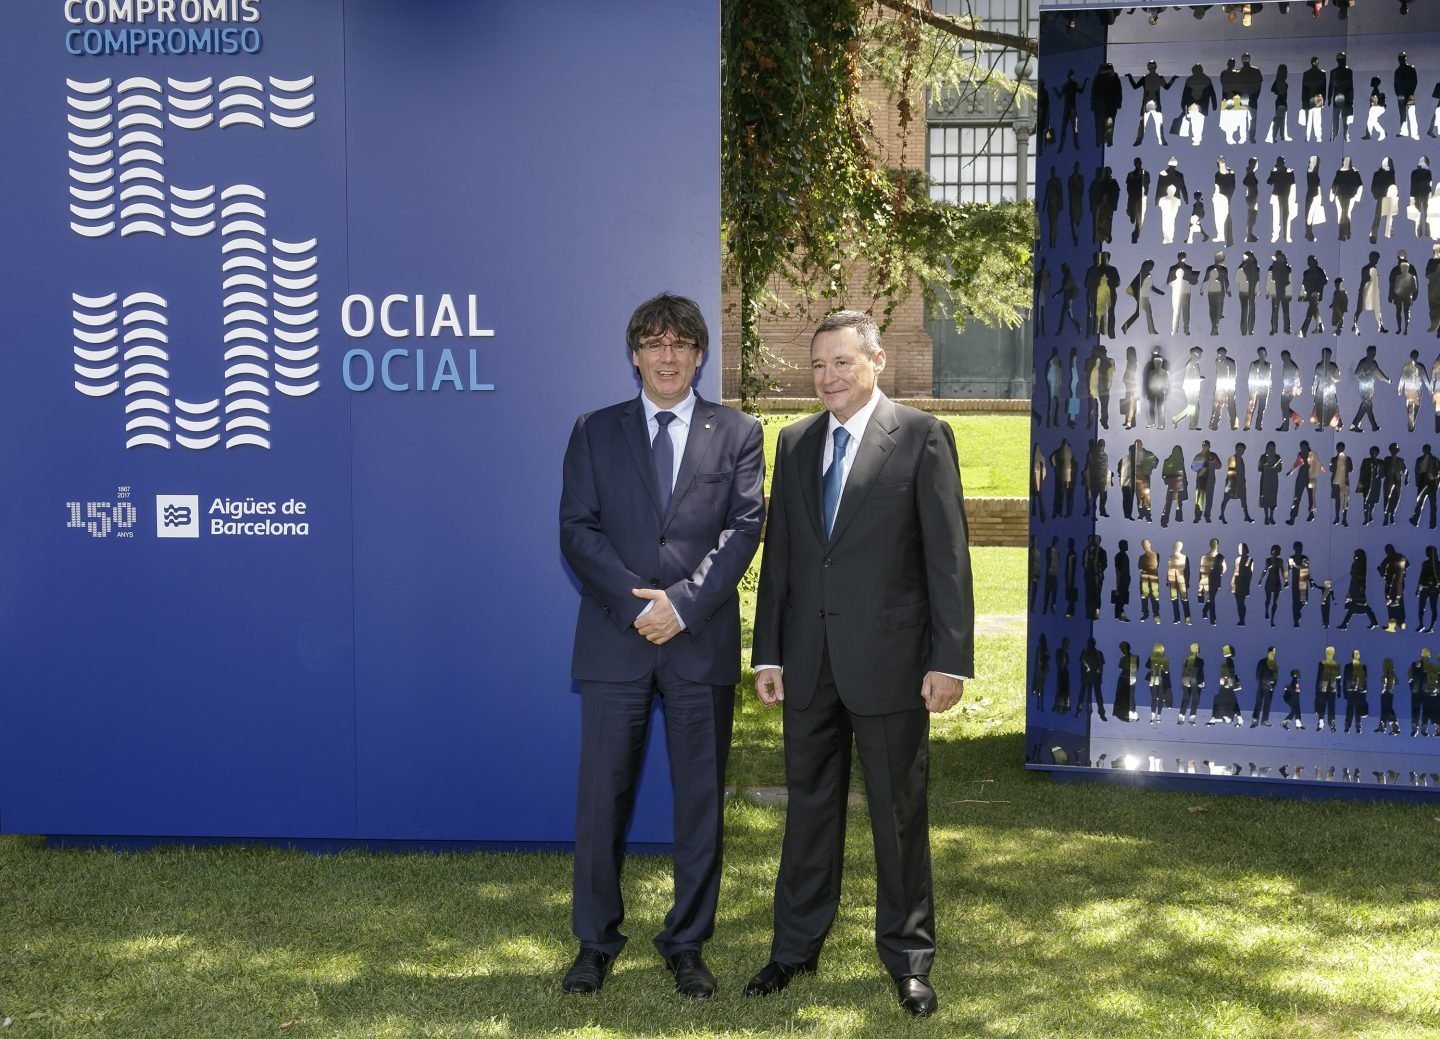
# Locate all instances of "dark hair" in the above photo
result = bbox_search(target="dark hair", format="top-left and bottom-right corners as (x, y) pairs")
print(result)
(626, 293), (708, 353)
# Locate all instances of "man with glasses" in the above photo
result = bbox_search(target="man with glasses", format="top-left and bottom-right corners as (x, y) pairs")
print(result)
(558, 293), (765, 998)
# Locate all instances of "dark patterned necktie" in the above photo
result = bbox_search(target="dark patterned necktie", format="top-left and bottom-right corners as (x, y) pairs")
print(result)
(654, 411), (676, 513)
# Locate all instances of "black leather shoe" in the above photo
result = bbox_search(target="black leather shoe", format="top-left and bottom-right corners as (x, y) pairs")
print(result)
(665, 950), (717, 999)
(897, 975), (937, 1017)
(742, 956), (818, 996)
(561, 948), (614, 994)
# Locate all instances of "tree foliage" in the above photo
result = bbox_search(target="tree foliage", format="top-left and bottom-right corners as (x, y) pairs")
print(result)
(722, 0), (1036, 410)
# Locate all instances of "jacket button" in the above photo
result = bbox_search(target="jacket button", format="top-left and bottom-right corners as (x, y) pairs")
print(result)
(819, 609), (826, 618)
(823, 557), (833, 567)
(659, 536), (668, 546)
(652, 578), (661, 587)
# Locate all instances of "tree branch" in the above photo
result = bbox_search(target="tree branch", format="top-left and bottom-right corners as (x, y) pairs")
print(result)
(872, 0), (1038, 55)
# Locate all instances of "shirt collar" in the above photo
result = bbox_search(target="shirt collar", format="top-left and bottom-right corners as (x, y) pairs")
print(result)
(641, 390), (696, 427)
(826, 388), (883, 443)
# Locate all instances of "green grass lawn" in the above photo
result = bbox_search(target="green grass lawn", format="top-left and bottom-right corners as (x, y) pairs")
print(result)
(760, 412), (1029, 498)
(4, 548), (1439, 1038)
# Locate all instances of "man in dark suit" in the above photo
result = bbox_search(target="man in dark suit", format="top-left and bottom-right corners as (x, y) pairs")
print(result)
(558, 293), (765, 998)
(746, 311), (974, 1018)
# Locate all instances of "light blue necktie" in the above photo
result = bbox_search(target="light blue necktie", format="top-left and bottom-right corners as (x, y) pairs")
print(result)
(653, 411), (676, 513)
(823, 426), (851, 537)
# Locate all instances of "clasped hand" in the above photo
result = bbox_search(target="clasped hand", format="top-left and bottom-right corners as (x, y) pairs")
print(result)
(632, 587), (680, 644)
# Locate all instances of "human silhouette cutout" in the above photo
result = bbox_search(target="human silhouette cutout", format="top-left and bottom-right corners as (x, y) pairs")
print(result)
(1398, 349), (1427, 432)
(1396, 51), (1419, 138)
(1259, 442), (1282, 526)
(1302, 156), (1324, 242)
(1410, 444), (1439, 528)
(1139, 539), (1161, 622)
(1330, 441), (1353, 525)
(1114, 641), (1138, 722)
(1337, 549), (1379, 629)
(1370, 157), (1398, 244)
(1288, 542), (1311, 627)
(1232, 543), (1255, 625)
(1287, 440), (1322, 523)
(1329, 52), (1354, 142)
(1267, 158), (1296, 244)
(1350, 345), (1390, 431)
(1126, 158), (1150, 243)
(1203, 252), (1230, 336)
(1122, 259), (1163, 335)
(1298, 255), (1327, 335)
(1113, 539), (1132, 621)
(1265, 250), (1292, 334)
(1242, 157), (1260, 243)
(1055, 69), (1087, 152)
(1091, 62), (1123, 147)
(1077, 637), (1106, 718)
(1261, 543), (1285, 625)
(1220, 442), (1252, 523)
(1251, 645), (1277, 725)
(1128, 60), (1175, 146)
(1176, 63), (1217, 146)
(1330, 156), (1362, 242)
(1267, 63), (1291, 144)
(1390, 249), (1419, 334)
(1354, 252), (1387, 335)
(1244, 346), (1270, 429)
(1301, 56), (1326, 142)
(1147, 641), (1172, 723)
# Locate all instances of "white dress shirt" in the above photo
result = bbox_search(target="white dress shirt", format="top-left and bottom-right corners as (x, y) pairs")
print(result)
(638, 390), (695, 629)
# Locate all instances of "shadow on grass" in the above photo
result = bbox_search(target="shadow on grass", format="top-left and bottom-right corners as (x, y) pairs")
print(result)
(5, 715), (1438, 1037)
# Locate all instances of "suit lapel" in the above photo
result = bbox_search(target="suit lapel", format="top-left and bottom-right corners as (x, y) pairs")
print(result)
(795, 412), (828, 545)
(621, 397), (664, 517)
(662, 395), (718, 529)
(828, 394), (899, 545)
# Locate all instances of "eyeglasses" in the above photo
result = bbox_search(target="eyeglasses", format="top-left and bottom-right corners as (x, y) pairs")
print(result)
(638, 336), (699, 355)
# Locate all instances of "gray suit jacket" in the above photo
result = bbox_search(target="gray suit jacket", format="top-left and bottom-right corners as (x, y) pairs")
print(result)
(752, 394), (974, 714)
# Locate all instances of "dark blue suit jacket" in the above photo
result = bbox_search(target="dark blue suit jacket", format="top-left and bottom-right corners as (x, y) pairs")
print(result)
(560, 393), (765, 686)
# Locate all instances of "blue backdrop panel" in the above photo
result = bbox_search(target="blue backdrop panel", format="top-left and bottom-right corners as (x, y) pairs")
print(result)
(0, 0), (719, 842)
(341, 0), (720, 842)
(1029, 4), (1440, 795)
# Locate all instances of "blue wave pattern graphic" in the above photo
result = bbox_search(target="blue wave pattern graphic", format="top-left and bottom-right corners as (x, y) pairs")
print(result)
(67, 75), (320, 449)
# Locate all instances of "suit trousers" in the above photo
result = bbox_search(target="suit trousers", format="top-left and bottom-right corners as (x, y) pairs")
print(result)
(573, 653), (733, 958)
(771, 645), (934, 979)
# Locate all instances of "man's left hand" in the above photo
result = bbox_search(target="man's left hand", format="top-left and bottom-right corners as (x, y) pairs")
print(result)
(921, 671), (965, 713)
(632, 588), (681, 644)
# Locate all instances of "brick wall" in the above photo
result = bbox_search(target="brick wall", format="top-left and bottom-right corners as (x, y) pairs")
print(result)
(965, 497), (1029, 547)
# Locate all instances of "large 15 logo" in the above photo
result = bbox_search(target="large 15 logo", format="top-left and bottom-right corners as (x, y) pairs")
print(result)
(67, 73), (319, 449)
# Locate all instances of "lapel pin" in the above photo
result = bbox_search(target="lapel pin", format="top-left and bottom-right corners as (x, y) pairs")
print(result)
(705, 423), (712, 429)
